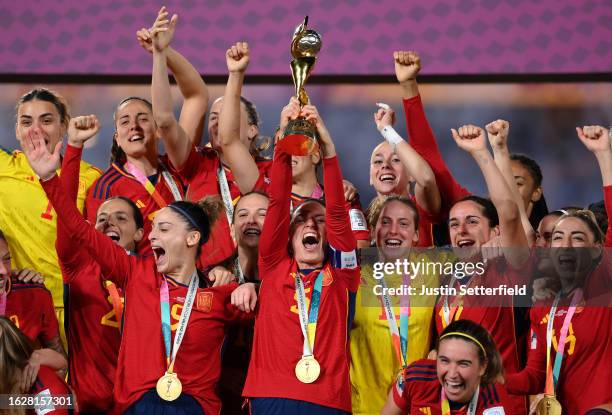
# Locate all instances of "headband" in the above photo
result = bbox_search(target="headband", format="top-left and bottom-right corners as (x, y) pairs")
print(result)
(439, 332), (487, 359)
(168, 204), (206, 237)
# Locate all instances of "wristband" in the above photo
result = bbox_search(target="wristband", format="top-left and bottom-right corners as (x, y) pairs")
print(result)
(379, 125), (404, 151)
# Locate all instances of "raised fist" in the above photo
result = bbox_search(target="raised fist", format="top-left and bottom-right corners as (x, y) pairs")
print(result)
(226, 42), (250, 73)
(576, 125), (610, 154)
(451, 124), (487, 154)
(68, 115), (100, 147)
(394, 51), (421, 83)
(485, 119), (510, 149)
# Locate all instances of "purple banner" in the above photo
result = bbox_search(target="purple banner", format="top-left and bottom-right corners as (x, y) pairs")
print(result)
(1, 0), (610, 76)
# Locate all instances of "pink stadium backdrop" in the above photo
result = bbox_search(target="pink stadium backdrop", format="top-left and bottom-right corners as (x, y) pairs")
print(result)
(0, 0), (610, 76)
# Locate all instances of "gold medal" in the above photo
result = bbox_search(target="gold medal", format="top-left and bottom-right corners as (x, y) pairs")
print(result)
(156, 371), (182, 401)
(536, 395), (562, 415)
(295, 355), (320, 383)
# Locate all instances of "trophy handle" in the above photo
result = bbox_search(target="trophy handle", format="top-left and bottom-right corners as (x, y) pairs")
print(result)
(290, 57), (316, 106)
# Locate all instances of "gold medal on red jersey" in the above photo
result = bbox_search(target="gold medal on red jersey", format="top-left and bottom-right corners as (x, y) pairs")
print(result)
(535, 394), (562, 415)
(295, 355), (320, 383)
(156, 371), (182, 401)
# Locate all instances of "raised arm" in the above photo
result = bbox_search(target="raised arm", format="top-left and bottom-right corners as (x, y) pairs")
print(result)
(486, 119), (535, 245)
(57, 116), (100, 273)
(258, 100), (300, 269)
(301, 104), (357, 252)
(150, 7), (192, 169)
(374, 105), (441, 215)
(577, 125), (612, 246)
(451, 125), (529, 267)
(21, 128), (133, 287)
(218, 42), (260, 193)
(137, 17), (209, 147)
(395, 51), (470, 215)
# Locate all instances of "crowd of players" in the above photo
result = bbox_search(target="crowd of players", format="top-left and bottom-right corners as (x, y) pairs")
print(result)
(0, 6), (610, 415)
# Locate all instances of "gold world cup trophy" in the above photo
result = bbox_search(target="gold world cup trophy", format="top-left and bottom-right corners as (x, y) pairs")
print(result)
(277, 16), (322, 156)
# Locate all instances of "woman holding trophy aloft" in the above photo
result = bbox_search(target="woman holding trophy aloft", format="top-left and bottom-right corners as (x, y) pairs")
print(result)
(243, 20), (359, 414)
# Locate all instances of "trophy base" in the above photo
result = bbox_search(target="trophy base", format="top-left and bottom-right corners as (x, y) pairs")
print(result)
(277, 118), (318, 156)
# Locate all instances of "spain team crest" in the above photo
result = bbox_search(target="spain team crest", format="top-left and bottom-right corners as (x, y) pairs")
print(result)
(196, 292), (213, 312)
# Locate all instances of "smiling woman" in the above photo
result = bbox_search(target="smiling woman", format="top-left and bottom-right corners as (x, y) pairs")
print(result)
(381, 319), (506, 415)
(0, 88), (101, 340)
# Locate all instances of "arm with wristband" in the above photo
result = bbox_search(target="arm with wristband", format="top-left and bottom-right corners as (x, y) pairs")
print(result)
(375, 104), (441, 216)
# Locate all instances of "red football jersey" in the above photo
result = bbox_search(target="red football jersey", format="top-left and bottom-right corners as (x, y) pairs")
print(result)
(42, 172), (250, 415)
(243, 152), (360, 412)
(29, 366), (73, 415)
(4, 278), (58, 346)
(58, 144), (122, 413)
(433, 260), (531, 415)
(85, 156), (186, 256)
(506, 276), (612, 413)
(392, 359), (506, 414)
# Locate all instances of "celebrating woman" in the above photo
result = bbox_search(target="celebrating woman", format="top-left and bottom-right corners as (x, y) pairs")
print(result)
(350, 196), (445, 414)
(22, 122), (257, 414)
(0, 88), (101, 333)
(381, 319), (506, 415)
(505, 125), (612, 415)
(243, 102), (359, 414)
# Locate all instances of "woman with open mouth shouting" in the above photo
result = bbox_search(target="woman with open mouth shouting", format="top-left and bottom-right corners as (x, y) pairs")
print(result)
(382, 319), (506, 415)
(432, 124), (531, 414)
(351, 195), (450, 415)
(242, 101), (360, 415)
(505, 125), (612, 415)
(21, 123), (258, 415)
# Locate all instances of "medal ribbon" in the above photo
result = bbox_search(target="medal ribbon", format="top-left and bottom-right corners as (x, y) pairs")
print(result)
(441, 386), (479, 415)
(104, 280), (124, 323)
(380, 274), (411, 368)
(126, 160), (183, 209)
(295, 269), (325, 357)
(159, 271), (199, 373)
(217, 165), (245, 284)
(544, 289), (583, 394)
(310, 183), (324, 199)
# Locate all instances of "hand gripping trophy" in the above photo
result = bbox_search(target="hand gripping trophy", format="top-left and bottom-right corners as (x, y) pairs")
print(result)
(276, 16), (322, 156)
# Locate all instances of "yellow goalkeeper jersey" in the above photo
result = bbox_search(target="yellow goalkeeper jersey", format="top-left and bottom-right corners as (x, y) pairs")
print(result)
(350, 251), (448, 415)
(0, 147), (101, 307)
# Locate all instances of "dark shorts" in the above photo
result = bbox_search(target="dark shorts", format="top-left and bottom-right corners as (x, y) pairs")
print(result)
(124, 389), (204, 415)
(250, 397), (350, 415)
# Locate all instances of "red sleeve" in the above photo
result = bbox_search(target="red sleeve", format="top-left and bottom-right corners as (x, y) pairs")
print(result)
(30, 366), (72, 415)
(604, 185), (611, 247)
(258, 149), (292, 273)
(176, 145), (203, 183)
(392, 378), (410, 412)
(323, 156), (357, 252)
(223, 284), (257, 323)
(505, 307), (547, 395)
(41, 175), (133, 288)
(403, 96), (470, 218)
(40, 289), (60, 343)
(56, 144), (86, 282)
(85, 184), (102, 224)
